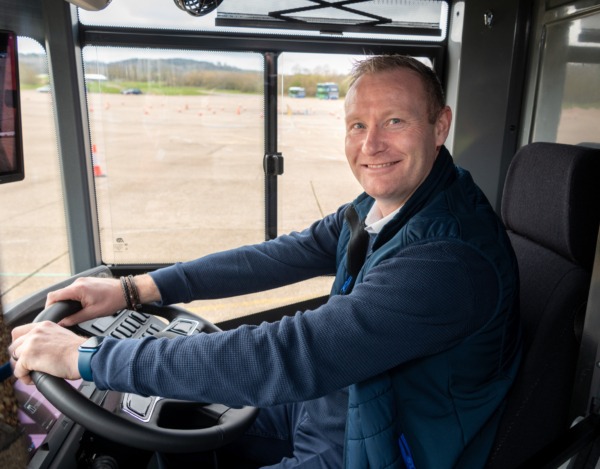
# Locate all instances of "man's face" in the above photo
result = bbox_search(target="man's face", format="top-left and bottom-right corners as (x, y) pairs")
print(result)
(344, 69), (451, 216)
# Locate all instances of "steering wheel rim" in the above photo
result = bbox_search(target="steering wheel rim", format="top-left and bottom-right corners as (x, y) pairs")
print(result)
(31, 300), (258, 453)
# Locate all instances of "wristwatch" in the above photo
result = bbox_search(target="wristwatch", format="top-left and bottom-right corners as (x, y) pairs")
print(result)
(78, 336), (105, 382)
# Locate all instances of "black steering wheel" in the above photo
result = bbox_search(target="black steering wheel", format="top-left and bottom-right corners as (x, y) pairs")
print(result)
(30, 300), (258, 453)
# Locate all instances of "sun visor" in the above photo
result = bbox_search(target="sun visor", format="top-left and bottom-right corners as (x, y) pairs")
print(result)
(64, 0), (112, 11)
(215, 0), (447, 37)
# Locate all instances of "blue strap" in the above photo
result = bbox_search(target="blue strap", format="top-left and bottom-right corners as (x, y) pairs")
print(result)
(0, 361), (12, 383)
(340, 275), (353, 295)
(399, 433), (417, 469)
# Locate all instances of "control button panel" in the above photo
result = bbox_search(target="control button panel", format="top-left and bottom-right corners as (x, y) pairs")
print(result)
(78, 310), (167, 339)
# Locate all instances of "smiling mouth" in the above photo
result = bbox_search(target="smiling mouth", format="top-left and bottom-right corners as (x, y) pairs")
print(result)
(365, 161), (399, 169)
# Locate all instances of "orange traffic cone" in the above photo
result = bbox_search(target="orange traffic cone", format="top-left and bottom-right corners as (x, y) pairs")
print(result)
(92, 144), (106, 177)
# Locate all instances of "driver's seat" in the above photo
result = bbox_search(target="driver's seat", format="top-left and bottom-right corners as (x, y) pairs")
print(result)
(485, 142), (600, 468)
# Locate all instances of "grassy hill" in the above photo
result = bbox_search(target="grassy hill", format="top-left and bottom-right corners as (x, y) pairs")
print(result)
(19, 54), (348, 97)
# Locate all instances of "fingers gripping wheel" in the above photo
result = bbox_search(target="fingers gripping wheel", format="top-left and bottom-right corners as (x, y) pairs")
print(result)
(31, 301), (258, 453)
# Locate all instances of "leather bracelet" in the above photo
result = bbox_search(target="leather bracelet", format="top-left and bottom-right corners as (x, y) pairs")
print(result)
(120, 276), (134, 310)
(127, 275), (141, 310)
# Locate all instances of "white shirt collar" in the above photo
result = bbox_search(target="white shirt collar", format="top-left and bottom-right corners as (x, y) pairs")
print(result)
(364, 203), (402, 234)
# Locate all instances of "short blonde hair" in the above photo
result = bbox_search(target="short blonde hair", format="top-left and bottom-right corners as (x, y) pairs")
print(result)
(349, 55), (445, 124)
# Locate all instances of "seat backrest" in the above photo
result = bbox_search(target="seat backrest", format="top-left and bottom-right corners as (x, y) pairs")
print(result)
(485, 142), (600, 468)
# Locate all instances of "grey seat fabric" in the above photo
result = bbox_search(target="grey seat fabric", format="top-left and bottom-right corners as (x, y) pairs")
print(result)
(485, 142), (600, 468)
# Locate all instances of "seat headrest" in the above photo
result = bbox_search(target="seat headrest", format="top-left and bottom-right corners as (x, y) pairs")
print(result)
(501, 142), (600, 271)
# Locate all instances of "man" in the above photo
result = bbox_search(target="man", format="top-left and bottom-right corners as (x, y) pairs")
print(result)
(9, 55), (521, 468)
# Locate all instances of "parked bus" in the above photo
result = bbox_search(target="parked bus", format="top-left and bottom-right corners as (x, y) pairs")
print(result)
(316, 82), (339, 99)
(1, 1), (599, 468)
(288, 86), (306, 98)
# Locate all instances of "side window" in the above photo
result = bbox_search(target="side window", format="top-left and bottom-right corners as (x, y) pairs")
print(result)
(532, 10), (600, 145)
(0, 38), (69, 305)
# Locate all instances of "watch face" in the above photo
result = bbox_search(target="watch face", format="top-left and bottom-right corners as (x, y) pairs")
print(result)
(81, 336), (104, 350)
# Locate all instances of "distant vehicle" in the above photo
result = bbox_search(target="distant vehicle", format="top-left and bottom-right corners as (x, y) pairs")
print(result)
(36, 85), (51, 93)
(121, 88), (143, 95)
(288, 86), (305, 98)
(316, 82), (339, 100)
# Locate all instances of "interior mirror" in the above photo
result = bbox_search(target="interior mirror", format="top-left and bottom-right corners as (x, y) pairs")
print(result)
(64, 0), (112, 11)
